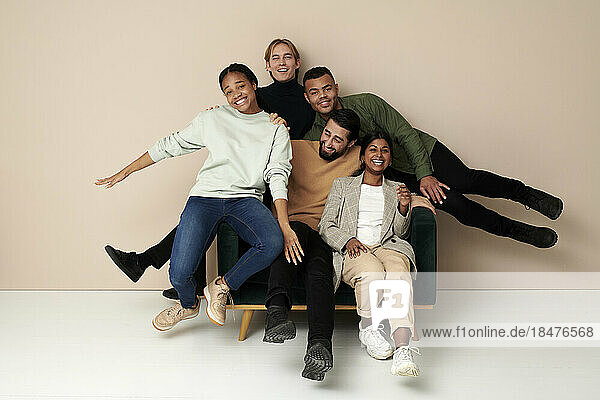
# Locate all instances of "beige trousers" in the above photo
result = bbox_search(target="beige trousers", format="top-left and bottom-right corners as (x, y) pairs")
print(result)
(342, 244), (414, 335)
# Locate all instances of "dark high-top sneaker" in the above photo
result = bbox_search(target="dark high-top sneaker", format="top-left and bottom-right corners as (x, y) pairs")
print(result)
(516, 186), (563, 220)
(162, 287), (179, 300)
(162, 286), (204, 301)
(263, 305), (296, 343)
(506, 221), (558, 248)
(302, 342), (333, 381)
(104, 245), (146, 282)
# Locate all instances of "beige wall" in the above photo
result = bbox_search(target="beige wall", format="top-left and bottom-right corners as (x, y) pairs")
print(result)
(1, 0), (598, 289)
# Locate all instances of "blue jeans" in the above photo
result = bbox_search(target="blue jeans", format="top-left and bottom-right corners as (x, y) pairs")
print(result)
(170, 196), (283, 308)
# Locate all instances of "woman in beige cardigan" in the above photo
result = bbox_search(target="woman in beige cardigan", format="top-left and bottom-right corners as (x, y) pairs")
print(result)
(319, 131), (421, 377)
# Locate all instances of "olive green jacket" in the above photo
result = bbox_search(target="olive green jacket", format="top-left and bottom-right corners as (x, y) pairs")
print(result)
(303, 93), (437, 180)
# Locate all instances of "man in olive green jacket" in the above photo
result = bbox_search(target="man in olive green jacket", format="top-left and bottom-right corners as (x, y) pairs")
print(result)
(302, 66), (563, 248)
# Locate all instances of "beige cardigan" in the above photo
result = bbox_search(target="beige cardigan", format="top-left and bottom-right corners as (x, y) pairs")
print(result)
(318, 172), (417, 291)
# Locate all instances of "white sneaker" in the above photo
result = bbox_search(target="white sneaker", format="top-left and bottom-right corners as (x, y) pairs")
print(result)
(391, 346), (421, 377)
(359, 323), (394, 360)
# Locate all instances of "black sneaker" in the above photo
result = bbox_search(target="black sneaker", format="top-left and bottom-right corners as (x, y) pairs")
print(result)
(302, 342), (333, 381)
(517, 186), (563, 220)
(263, 305), (296, 343)
(104, 245), (146, 283)
(162, 287), (204, 301)
(162, 287), (179, 300)
(506, 221), (558, 248)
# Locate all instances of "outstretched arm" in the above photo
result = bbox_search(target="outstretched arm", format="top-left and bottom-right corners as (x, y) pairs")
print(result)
(95, 152), (155, 189)
(96, 112), (206, 189)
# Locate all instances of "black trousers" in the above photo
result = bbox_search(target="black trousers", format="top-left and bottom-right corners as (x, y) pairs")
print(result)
(145, 227), (176, 269)
(265, 221), (335, 348)
(388, 141), (526, 236)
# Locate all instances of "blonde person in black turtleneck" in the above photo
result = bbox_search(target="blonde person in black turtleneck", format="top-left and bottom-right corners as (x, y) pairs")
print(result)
(258, 38), (315, 140)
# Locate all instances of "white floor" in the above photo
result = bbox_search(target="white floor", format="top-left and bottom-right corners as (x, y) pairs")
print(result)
(1, 290), (599, 399)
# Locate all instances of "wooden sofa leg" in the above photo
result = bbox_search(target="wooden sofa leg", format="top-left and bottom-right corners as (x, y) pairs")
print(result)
(238, 310), (254, 341)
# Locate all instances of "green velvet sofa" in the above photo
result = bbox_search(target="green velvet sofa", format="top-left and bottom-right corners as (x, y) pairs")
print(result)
(215, 207), (437, 340)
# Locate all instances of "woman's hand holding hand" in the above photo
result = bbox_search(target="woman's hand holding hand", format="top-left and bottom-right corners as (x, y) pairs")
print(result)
(282, 224), (304, 265)
(345, 238), (368, 259)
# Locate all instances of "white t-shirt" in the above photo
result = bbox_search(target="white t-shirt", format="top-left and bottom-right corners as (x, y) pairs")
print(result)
(148, 105), (291, 201)
(356, 184), (385, 246)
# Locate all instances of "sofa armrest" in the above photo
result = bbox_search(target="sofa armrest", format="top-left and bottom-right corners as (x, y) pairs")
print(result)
(409, 207), (437, 305)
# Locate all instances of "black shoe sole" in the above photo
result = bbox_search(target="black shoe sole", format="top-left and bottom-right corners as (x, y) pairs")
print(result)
(543, 231), (559, 248)
(263, 320), (296, 343)
(302, 346), (333, 381)
(548, 198), (563, 220)
(301, 368), (325, 381)
(104, 245), (142, 283)
(531, 229), (558, 248)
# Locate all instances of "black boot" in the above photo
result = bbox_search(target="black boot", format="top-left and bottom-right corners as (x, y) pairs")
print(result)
(263, 305), (296, 343)
(515, 186), (563, 220)
(302, 342), (333, 381)
(506, 221), (558, 248)
(104, 245), (147, 282)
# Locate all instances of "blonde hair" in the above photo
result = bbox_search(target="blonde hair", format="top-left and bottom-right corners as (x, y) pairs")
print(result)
(264, 38), (301, 62)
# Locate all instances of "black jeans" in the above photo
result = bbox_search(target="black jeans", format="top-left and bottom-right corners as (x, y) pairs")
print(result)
(145, 227), (176, 269)
(388, 141), (526, 236)
(266, 221), (335, 349)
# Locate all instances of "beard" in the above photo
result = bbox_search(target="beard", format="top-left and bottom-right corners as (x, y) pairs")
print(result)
(319, 141), (344, 161)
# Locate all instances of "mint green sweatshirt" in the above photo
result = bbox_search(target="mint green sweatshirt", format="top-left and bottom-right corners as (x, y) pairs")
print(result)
(148, 105), (292, 201)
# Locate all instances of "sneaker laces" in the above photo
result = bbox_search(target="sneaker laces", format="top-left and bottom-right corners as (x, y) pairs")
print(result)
(361, 323), (389, 348)
(395, 346), (421, 362)
(215, 281), (235, 321)
(520, 188), (549, 210)
(363, 323), (386, 337)
(120, 251), (139, 264)
(164, 304), (184, 322)
(270, 307), (288, 324)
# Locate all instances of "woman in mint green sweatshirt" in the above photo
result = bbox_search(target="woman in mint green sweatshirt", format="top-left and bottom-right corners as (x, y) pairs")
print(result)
(96, 63), (298, 331)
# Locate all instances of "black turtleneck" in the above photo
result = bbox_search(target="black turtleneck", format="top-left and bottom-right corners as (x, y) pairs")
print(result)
(256, 78), (315, 140)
